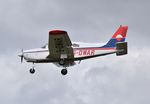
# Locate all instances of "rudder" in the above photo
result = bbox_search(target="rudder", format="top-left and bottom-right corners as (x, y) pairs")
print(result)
(101, 25), (128, 48)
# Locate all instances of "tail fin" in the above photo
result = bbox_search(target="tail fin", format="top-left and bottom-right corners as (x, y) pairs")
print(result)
(101, 25), (128, 48)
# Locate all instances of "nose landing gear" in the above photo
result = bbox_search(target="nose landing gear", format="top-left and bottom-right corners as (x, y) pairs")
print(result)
(29, 68), (35, 74)
(29, 62), (35, 74)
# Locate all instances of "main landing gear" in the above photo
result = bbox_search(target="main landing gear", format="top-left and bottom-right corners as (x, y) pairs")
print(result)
(61, 68), (67, 75)
(59, 59), (68, 75)
(28, 61), (68, 75)
(59, 59), (65, 65)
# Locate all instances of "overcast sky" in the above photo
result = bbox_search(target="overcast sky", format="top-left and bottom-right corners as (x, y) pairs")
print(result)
(0, 0), (150, 104)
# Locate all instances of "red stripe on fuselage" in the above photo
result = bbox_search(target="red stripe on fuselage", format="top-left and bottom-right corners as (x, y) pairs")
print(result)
(73, 47), (116, 50)
(73, 47), (116, 56)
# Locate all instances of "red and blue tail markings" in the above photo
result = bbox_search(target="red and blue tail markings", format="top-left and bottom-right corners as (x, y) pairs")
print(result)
(101, 25), (128, 48)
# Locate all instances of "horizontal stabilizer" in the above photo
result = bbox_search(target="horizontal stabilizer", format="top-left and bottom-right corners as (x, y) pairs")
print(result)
(116, 42), (128, 56)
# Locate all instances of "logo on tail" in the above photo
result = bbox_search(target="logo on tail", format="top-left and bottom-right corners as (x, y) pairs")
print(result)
(101, 25), (128, 48)
(116, 34), (123, 41)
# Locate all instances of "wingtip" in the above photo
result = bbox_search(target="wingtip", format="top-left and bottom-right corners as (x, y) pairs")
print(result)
(49, 30), (67, 34)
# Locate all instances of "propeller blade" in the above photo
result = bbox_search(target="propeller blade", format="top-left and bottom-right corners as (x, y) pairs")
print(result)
(21, 56), (23, 63)
(19, 49), (24, 63)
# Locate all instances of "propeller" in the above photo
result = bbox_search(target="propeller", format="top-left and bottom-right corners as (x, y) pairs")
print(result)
(18, 49), (24, 63)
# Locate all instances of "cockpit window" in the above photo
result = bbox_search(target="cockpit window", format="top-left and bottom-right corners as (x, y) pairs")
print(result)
(41, 43), (48, 48)
(72, 43), (79, 47)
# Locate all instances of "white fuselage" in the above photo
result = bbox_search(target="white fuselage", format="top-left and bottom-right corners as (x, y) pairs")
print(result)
(22, 42), (117, 63)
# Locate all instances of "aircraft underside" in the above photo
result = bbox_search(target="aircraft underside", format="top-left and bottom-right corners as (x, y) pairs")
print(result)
(23, 48), (118, 75)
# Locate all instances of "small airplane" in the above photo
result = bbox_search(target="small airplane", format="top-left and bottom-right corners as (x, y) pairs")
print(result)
(18, 25), (128, 75)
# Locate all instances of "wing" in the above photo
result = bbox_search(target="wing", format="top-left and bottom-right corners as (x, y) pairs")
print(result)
(47, 30), (74, 61)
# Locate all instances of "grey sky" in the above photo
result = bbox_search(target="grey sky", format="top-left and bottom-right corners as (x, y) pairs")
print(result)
(0, 0), (150, 104)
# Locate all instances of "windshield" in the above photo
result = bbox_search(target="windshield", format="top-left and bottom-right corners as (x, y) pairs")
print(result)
(41, 43), (48, 48)
(72, 43), (80, 47)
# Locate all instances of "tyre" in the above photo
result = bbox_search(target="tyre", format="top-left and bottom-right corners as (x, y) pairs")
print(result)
(61, 69), (67, 75)
(29, 68), (35, 74)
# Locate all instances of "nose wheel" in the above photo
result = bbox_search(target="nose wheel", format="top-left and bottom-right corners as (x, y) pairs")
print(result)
(61, 68), (67, 75)
(29, 68), (35, 74)
(29, 63), (35, 74)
